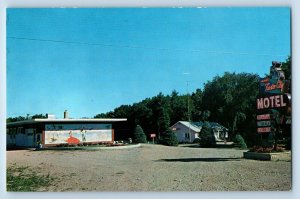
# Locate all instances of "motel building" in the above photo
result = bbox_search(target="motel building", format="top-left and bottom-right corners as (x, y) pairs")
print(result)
(6, 111), (127, 148)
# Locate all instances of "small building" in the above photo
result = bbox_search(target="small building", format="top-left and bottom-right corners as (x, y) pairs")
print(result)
(6, 114), (127, 148)
(170, 121), (201, 143)
(171, 121), (228, 143)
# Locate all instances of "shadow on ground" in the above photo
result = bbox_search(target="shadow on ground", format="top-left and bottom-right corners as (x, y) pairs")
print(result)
(179, 143), (236, 149)
(156, 157), (242, 162)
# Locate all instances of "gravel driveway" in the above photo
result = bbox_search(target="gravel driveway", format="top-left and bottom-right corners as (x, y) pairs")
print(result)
(6, 144), (291, 191)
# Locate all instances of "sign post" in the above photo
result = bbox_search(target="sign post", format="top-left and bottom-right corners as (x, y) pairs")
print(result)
(150, 134), (156, 144)
(256, 61), (291, 149)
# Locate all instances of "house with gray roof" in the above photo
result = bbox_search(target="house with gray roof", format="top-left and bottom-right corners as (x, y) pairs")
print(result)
(170, 121), (228, 143)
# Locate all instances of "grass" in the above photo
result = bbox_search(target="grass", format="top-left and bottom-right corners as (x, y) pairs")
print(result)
(7, 166), (53, 192)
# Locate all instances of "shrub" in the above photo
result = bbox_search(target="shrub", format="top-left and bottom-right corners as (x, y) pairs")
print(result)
(249, 145), (285, 153)
(160, 129), (178, 146)
(234, 134), (247, 149)
(285, 137), (291, 150)
(199, 122), (216, 147)
(193, 138), (200, 144)
(133, 125), (147, 143)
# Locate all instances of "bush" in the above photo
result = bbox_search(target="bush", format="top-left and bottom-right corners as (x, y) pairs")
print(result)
(159, 129), (178, 146)
(234, 134), (247, 149)
(285, 137), (291, 150)
(133, 125), (147, 143)
(193, 138), (200, 144)
(249, 145), (285, 153)
(199, 122), (216, 147)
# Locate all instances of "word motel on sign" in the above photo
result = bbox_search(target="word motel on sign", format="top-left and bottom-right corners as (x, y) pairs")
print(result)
(257, 95), (286, 110)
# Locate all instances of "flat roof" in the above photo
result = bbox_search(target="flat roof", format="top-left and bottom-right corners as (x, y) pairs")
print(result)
(7, 118), (127, 127)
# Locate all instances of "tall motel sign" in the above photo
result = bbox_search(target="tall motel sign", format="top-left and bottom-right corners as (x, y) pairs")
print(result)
(256, 61), (291, 147)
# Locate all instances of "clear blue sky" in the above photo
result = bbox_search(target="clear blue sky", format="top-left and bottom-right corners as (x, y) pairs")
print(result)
(7, 8), (290, 118)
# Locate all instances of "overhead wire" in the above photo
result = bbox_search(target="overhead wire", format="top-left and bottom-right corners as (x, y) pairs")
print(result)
(7, 36), (288, 57)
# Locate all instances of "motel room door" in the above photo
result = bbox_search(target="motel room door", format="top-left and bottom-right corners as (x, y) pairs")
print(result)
(25, 128), (35, 147)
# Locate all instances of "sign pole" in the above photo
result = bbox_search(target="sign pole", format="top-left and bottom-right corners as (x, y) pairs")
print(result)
(150, 134), (156, 144)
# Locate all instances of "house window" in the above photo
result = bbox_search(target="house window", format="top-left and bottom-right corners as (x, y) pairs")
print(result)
(185, 133), (190, 139)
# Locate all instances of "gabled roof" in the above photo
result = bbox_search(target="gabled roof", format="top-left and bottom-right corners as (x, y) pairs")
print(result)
(171, 121), (228, 132)
(192, 121), (228, 130)
(171, 121), (201, 132)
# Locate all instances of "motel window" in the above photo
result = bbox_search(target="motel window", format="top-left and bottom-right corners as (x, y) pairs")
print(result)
(37, 134), (41, 142)
(18, 127), (24, 134)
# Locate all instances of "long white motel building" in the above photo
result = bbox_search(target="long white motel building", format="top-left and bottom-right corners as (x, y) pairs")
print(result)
(6, 113), (127, 148)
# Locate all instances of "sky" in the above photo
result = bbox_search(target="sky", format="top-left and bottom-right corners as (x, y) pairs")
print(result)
(6, 8), (291, 119)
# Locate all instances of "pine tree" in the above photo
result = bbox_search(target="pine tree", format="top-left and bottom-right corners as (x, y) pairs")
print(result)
(234, 134), (247, 149)
(199, 122), (215, 147)
(133, 125), (147, 143)
(160, 129), (178, 146)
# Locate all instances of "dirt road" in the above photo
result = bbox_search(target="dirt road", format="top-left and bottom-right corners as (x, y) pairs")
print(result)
(6, 144), (291, 191)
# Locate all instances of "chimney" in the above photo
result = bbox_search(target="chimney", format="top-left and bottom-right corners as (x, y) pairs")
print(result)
(64, 110), (68, 119)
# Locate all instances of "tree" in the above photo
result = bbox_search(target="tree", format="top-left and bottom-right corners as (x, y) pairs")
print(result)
(157, 107), (170, 134)
(191, 89), (203, 120)
(7, 113), (47, 123)
(170, 90), (188, 124)
(199, 121), (215, 147)
(281, 56), (291, 80)
(202, 72), (259, 141)
(7, 116), (26, 123)
(31, 114), (47, 119)
(201, 110), (211, 122)
(234, 134), (247, 149)
(133, 125), (147, 143)
(160, 128), (178, 146)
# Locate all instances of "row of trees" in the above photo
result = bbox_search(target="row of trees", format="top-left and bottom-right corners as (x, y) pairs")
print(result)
(7, 114), (47, 123)
(95, 72), (260, 146)
(95, 57), (291, 147)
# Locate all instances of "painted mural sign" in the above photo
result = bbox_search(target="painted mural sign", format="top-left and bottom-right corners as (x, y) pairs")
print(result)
(45, 123), (113, 145)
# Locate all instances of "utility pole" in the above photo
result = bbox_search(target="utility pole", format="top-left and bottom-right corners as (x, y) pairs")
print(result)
(183, 72), (192, 143)
(186, 80), (192, 143)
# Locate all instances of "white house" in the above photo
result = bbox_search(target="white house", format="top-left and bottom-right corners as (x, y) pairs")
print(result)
(170, 121), (228, 143)
(170, 121), (201, 143)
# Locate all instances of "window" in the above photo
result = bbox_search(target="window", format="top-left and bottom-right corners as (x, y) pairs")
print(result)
(185, 133), (190, 139)
(37, 134), (41, 142)
(17, 127), (24, 134)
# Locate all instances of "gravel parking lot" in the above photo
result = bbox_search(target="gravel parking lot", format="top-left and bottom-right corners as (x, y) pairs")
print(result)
(6, 144), (291, 191)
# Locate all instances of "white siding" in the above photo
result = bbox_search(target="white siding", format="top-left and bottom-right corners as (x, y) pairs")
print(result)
(172, 122), (199, 143)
